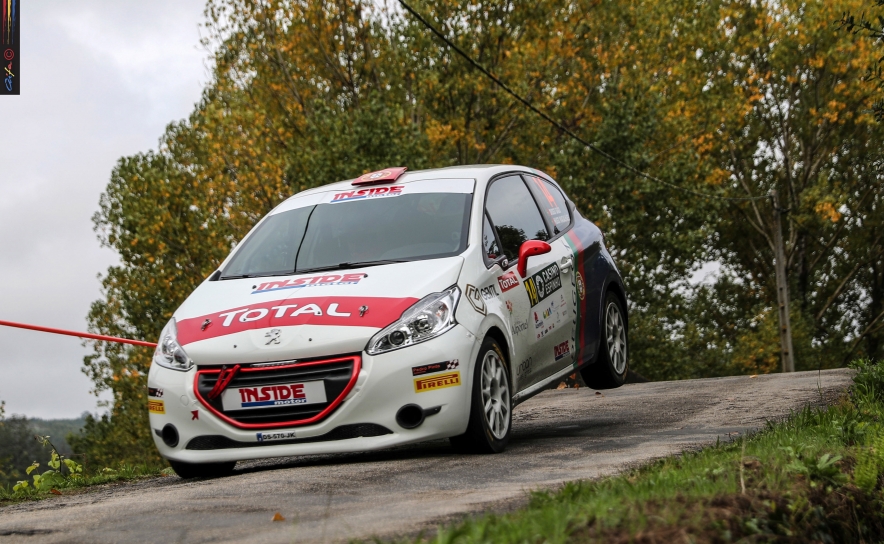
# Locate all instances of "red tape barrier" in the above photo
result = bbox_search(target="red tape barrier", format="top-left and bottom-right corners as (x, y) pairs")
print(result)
(0, 319), (157, 348)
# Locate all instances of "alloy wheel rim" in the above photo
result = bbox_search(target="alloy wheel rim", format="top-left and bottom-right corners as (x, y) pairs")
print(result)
(481, 350), (511, 439)
(605, 302), (627, 374)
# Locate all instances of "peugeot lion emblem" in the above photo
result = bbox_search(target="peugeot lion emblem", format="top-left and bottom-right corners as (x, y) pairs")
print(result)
(265, 329), (281, 345)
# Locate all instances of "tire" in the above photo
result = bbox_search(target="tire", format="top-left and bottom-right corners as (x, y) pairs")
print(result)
(450, 337), (512, 453)
(581, 290), (628, 389)
(168, 459), (237, 479)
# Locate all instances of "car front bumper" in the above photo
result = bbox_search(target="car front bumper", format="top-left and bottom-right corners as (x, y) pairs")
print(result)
(147, 325), (479, 463)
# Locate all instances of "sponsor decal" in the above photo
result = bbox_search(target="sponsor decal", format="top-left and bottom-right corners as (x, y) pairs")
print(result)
(511, 319), (528, 336)
(517, 357), (532, 378)
(257, 431), (297, 442)
(524, 262), (562, 307)
(536, 298), (564, 330)
(148, 387), (163, 398)
(353, 167), (407, 184)
(534, 309), (555, 339)
(221, 381), (328, 411)
(175, 296), (419, 345)
(497, 271), (519, 292)
(530, 176), (569, 225)
(505, 300), (513, 314)
(148, 400), (165, 414)
(412, 359), (459, 376)
(465, 284), (486, 315)
(414, 371), (461, 393)
(532, 176), (557, 207)
(479, 283), (499, 301)
(253, 273), (366, 294)
(576, 271), (585, 301)
(556, 294), (567, 325)
(554, 340), (571, 361)
(330, 185), (404, 203)
(360, 170), (394, 182)
(191, 410), (199, 420)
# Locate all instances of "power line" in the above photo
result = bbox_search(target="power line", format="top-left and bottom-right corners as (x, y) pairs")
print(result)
(397, 0), (769, 203)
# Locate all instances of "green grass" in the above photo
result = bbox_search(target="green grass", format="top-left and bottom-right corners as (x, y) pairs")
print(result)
(0, 464), (171, 504)
(414, 360), (884, 543)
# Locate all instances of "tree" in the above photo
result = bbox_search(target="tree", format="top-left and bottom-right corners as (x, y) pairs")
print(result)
(77, 0), (884, 464)
(840, 0), (884, 121)
(0, 402), (46, 487)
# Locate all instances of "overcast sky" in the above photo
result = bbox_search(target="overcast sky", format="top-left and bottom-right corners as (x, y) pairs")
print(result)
(0, 1), (208, 419)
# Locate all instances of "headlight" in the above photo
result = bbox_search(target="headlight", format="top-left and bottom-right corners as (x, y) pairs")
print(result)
(366, 286), (460, 355)
(153, 318), (193, 371)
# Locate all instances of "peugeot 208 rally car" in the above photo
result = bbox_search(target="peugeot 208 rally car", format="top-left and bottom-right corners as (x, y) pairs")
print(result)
(148, 165), (629, 478)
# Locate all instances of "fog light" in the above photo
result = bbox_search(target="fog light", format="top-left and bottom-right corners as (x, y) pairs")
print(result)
(161, 424), (179, 448)
(396, 404), (425, 429)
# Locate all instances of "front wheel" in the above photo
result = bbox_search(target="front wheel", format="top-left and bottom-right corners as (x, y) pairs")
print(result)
(450, 338), (512, 453)
(168, 459), (237, 479)
(581, 291), (628, 389)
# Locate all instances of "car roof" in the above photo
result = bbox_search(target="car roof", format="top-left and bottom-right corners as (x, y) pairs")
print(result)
(291, 165), (552, 200)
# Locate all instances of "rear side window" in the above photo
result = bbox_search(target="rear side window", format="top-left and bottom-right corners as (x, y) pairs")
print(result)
(485, 175), (549, 261)
(526, 175), (571, 233)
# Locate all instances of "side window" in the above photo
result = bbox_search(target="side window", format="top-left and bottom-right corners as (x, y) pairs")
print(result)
(482, 214), (501, 261)
(485, 176), (549, 262)
(526, 175), (571, 233)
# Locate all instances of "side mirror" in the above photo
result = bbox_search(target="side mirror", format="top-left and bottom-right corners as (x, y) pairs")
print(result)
(517, 240), (552, 278)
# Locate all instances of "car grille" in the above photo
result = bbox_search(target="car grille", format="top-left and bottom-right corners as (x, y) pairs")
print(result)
(184, 423), (393, 450)
(194, 355), (360, 429)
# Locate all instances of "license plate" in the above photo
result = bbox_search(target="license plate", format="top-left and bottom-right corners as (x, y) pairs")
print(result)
(221, 381), (327, 411)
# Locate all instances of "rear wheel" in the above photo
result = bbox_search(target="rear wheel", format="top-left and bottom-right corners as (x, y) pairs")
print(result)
(581, 291), (628, 389)
(168, 459), (236, 479)
(450, 338), (512, 453)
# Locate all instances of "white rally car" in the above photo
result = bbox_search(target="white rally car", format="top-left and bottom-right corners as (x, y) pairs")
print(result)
(148, 165), (629, 478)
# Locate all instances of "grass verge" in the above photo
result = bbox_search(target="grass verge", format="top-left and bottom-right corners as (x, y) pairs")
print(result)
(419, 360), (884, 543)
(0, 464), (171, 505)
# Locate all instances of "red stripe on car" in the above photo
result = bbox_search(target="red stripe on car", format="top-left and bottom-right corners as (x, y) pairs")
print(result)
(176, 296), (419, 345)
(565, 230), (587, 363)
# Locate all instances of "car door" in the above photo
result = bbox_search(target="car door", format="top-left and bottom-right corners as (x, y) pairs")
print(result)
(484, 175), (572, 388)
(523, 174), (579, 374)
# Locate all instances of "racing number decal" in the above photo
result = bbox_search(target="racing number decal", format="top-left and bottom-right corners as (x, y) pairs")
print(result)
(524, 278), (540, 307)
(523, 262), (561, 307)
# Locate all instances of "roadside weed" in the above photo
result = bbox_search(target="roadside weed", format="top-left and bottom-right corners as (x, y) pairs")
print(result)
(11, 436), (83, 495)
(1, 435), (165, 502)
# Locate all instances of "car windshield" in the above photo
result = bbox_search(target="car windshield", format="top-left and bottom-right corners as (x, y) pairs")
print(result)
(221, 185), (473, 279)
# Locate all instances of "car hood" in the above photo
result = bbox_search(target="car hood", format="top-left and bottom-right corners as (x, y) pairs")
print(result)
(173, 257), (464, 365)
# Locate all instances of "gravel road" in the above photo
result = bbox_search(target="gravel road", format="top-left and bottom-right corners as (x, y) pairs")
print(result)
(0, 368), (853, 543)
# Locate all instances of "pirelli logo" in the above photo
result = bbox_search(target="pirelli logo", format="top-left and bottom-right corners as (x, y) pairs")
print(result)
(148, 400), (165, 414)
(414, 371), (461, 393)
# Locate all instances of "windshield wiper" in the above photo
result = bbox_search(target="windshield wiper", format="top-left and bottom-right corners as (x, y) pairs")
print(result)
(295, 260), (408, 274)
(220, 272), (296, 280)
(220, 274), (256, 280)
